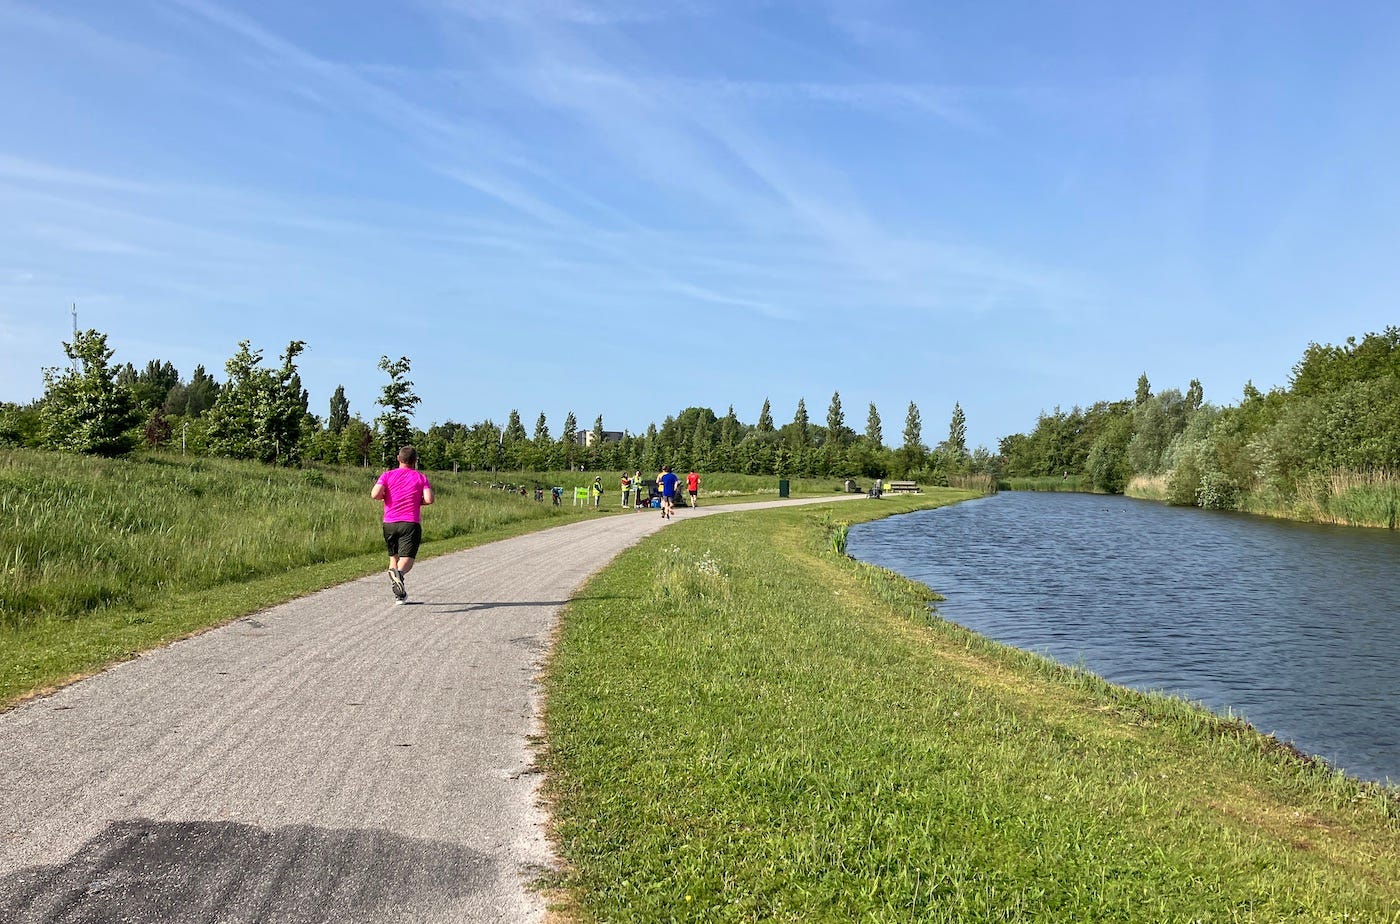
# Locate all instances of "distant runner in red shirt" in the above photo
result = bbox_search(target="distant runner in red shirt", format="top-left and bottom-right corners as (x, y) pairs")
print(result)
(686, 470), (700, 507)
(371, 446), (434, 604)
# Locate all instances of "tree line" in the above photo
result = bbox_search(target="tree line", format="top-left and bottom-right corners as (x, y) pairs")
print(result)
(0, 328), (989, 481)
(998, 327), (1400, 510)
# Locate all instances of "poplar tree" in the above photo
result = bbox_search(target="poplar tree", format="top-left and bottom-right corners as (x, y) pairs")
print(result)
(866, 402), (882, 446)
(690, 416), (709, 469)
(901, 401), (924, 473)
(328, 385), (350, 434)
(506, 409), (528, 444)
(720, 405), (740, 445)
(1135, 373), (1152, 406)
(790, 398), (810, 449)
(1186, 378), (1204, 411)
(560, 411), (578, 469)
(947, 402), (968, 458)
(756, 398), (774, 433)
(825, 391), (845, 447)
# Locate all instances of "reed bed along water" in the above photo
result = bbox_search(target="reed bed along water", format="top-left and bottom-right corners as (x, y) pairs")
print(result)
(1286, 468), (1400, 528)
(1125, 468), (1400, 528)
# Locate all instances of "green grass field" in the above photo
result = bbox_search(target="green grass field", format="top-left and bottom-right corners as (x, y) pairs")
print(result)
(0, 449), (607, 705)
(542, 493), (1399, 922)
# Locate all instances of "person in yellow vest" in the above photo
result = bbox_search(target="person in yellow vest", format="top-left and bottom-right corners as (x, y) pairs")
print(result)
(621, 472), (633, 508)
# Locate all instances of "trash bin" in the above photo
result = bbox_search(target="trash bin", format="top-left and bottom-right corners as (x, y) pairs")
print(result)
(778, 478), (790, 498)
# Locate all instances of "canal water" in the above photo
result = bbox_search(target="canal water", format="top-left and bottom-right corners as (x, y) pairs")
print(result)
(847, 491), (1400, 785)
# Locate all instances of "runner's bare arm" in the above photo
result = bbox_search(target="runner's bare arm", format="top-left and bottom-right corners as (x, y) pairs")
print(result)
(422, 486), (434, 505)
(371, 483), (385, 500)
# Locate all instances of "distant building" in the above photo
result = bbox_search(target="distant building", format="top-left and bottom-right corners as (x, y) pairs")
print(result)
(573, 430), (624, 447)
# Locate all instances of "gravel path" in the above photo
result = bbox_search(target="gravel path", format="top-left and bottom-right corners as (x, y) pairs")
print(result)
(0, 494), (863, 923)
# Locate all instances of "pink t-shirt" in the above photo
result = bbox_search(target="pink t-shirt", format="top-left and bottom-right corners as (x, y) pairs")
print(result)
(377, 468), (432, 523)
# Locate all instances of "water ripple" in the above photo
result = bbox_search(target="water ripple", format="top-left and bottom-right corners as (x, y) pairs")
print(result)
(848, 492), (1400, 785)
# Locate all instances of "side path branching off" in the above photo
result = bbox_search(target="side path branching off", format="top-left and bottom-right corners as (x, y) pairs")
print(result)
(542, 491), (1399, 922)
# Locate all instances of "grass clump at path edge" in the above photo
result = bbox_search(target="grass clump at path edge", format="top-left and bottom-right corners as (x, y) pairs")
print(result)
(542, 490), (1399, 922)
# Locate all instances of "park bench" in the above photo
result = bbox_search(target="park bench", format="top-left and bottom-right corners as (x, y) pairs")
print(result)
(888, 481), (921, 494)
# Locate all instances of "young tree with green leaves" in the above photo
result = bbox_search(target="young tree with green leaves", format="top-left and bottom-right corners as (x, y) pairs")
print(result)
(164, 364), (220, 418)
(0, 401), (43, 448)
(206, 340), (308, 465)
(375, 355), (420, 463)
(40, 329), (140, 457)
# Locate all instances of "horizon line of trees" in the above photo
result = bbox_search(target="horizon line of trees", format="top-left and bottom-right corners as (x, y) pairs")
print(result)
(0, 328), (988, 481)
(999, 326), (1400, 511)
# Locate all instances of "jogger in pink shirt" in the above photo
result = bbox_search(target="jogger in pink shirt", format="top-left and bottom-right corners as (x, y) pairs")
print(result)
(371, 446), (434, 604)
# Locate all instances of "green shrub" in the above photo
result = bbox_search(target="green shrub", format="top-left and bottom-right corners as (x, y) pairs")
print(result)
(1196, 470), (1240, 510)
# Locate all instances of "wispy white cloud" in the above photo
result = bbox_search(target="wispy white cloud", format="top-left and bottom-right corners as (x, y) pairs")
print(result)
(708, 78), (975, 124)
(0, 0), (172, 68)
(28, 224), (156, 257)
(0, 154), (159, 194)
(449, 12), (1081, 318)
(819, 0), (922, 51)
(434, 0), (706, 27)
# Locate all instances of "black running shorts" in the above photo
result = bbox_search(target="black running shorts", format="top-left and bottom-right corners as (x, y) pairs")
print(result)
(382, 521), (422, 559)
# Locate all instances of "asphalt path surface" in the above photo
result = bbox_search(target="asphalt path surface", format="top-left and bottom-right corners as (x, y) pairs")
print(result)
(0, 493), (864, 923)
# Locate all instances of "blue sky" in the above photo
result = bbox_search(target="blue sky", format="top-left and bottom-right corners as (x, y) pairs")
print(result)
(2, 1), (1398, 450)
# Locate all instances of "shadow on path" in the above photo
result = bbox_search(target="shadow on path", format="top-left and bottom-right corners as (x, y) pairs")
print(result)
(0, 819), (494, 924)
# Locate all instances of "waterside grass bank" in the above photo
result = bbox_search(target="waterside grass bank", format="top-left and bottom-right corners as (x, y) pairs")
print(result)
(0, 448), (603, 706)
(1126, 469), (1400, 529)
(542, 492), (1399, 922)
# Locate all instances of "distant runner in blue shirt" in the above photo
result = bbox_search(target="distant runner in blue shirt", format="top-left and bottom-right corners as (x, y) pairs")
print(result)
(658, 466), (679, 520)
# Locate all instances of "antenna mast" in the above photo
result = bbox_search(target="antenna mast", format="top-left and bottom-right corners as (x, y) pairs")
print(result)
(71, 303), (79, 373)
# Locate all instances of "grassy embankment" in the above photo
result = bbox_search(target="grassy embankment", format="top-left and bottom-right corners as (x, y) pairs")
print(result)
(0, 448), (616, 707)
(543, 491), (1399, 922)
(1128, 470), (1400, 529)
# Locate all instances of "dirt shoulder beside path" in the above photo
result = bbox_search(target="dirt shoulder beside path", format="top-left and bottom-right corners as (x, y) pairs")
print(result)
(0, 493), (865, 923)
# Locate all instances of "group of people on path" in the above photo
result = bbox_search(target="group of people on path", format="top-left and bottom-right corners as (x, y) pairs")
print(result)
(372, 447), (703, 603)
(619, 468), (700, 518)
